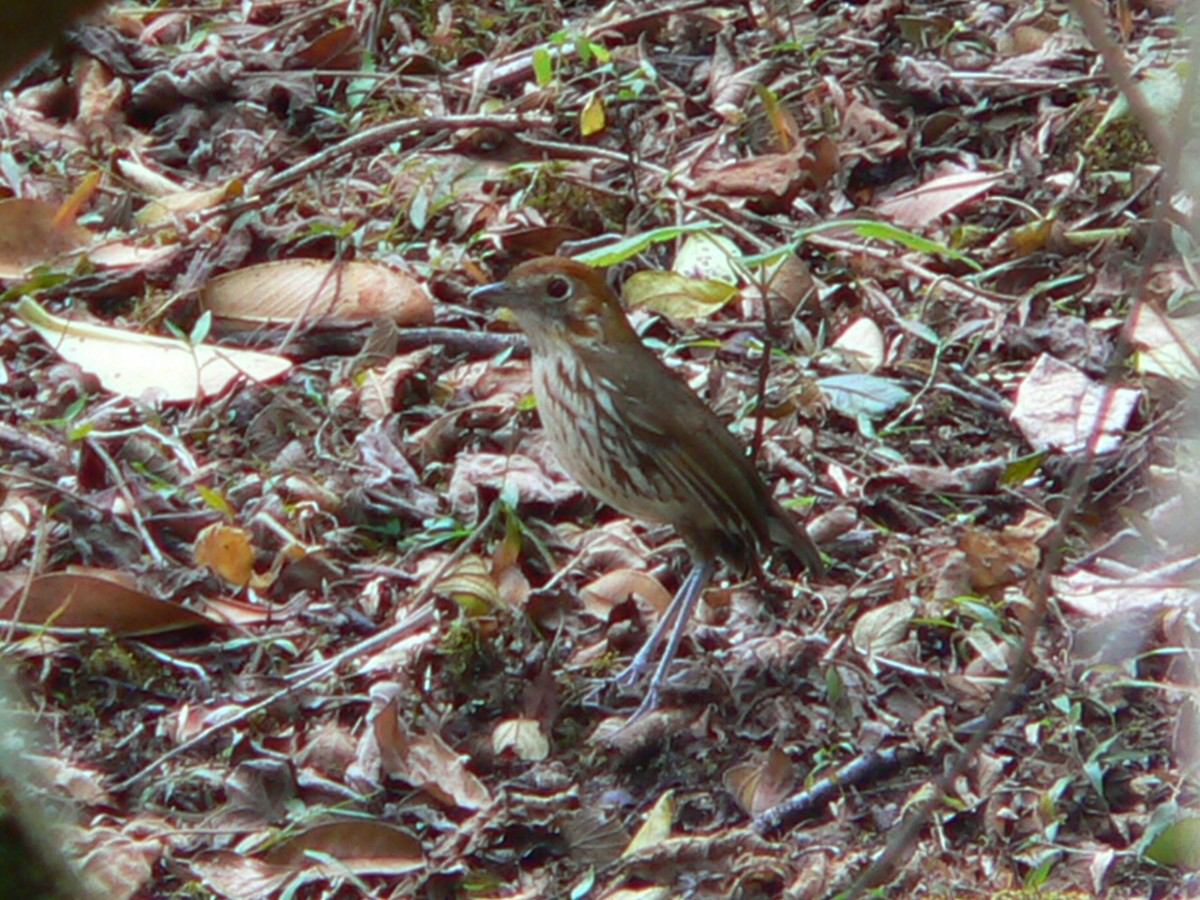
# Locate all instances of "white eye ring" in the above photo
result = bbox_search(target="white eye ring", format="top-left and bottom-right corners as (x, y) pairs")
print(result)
(546, 276), (571, 299)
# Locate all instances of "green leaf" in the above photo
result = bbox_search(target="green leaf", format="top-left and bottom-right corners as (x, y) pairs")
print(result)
(574, 35), (592, 66)
(196, 484), (233, 517)
(1146, 818), (1200, 869)
(1003, 452), (1047, 485)
(569, 868), (596, 900)
(851, 221), (981, 269)
(532, 47), (553, 87)
(572, 222), (722, 267)
(739, 219), (981, 271)
(190, 310), (212, 344)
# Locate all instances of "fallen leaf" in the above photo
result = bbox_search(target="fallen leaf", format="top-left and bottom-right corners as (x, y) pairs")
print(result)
(201, 259), (433, 326)
(876, 169), (1003, 228)
(15, 297), (292, 403)
(193, 523), (258, 588)
(0, 198), (94, 277)
(851, 600), (915, 659)
(580, 568), (673, 619)
(672, 232), (744, 284)
(623, 789), (675, 857)
(1010, 354), (1141, 453)
(832, 317), (886, 372)
(1129, 304), (1200, 384)
(724, 748), (797, 817)
(0, 569), (217, 635)
(263, 821), (424, 875)
(622, 270), (738, 320)
(491, 718), (550, 761)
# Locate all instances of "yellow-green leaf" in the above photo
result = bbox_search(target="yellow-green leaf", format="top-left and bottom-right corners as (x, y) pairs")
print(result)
(580, 93), (606, 136)
(622, 271), (738, 320)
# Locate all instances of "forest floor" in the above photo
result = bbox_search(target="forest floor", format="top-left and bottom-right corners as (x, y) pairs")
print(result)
(0, 0), (1196, 897)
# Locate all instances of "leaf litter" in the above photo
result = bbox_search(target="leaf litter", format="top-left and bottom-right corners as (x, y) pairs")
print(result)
(0, 0), (1194, 897)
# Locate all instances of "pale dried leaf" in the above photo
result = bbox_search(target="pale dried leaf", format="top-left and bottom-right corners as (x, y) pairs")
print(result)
(832, 317), (886, 372)
(201, 259), (433, 326)
(1010, 354), (1141, 453)
(621, 270), (738, 320)
(724, 748), (796, 817)
(15, 297), (292, 402)
(851, 600), (915, 658)
(622, 789), (675, 857)
(580, 568), (673, 619)
(1130, 304), (1200, 384)
(491, 718), (550, 761)
(672, 232), (744, 284)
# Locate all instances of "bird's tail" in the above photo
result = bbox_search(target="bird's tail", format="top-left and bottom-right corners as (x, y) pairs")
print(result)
(767, 504), (824, 578)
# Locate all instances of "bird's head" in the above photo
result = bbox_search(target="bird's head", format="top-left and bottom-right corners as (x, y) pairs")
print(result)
(470, 257), (636, 351)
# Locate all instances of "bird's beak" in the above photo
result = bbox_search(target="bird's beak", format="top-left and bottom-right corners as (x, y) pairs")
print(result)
(469, 280), (519, 309)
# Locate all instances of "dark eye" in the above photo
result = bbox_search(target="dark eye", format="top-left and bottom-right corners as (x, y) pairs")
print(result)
(546, 276), (571, 299)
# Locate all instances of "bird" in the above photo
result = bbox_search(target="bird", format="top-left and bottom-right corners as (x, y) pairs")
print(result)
(470, 256), (823, 718)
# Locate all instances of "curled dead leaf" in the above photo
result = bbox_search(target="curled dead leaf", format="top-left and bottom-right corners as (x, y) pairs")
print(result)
(580, 568), (673, 619)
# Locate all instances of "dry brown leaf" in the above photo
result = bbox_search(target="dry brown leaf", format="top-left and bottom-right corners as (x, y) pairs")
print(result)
(0, 569), (218, 635)
(693, 152), (805, 205)
(294, 24), (362, 69)
(1054, 559), (1192, 620)
(724, 748), (797, 817)
(201, 259), (434, 326)
(263, 821), (424, 875)
(960, 518), (1044, 594)
(0, 198), (94, 277)
(876, 169), (1003, 228)
(447, 452), (583, 518)
(75, 825), (162, 900)
(373, 699), (492, 810)
(193, 523), (258, 588)
(580, 568), (673, 619)
(189, 852), (290, 898)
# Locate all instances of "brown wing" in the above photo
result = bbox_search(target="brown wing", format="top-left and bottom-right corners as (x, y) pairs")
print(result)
(581, 340), (821, 574)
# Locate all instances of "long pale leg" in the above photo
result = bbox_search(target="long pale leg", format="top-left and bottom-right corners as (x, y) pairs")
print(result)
(615, 559), (716, 718)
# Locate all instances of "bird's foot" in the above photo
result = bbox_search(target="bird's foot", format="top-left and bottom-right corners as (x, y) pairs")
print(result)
(612, 644), (654, 689)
